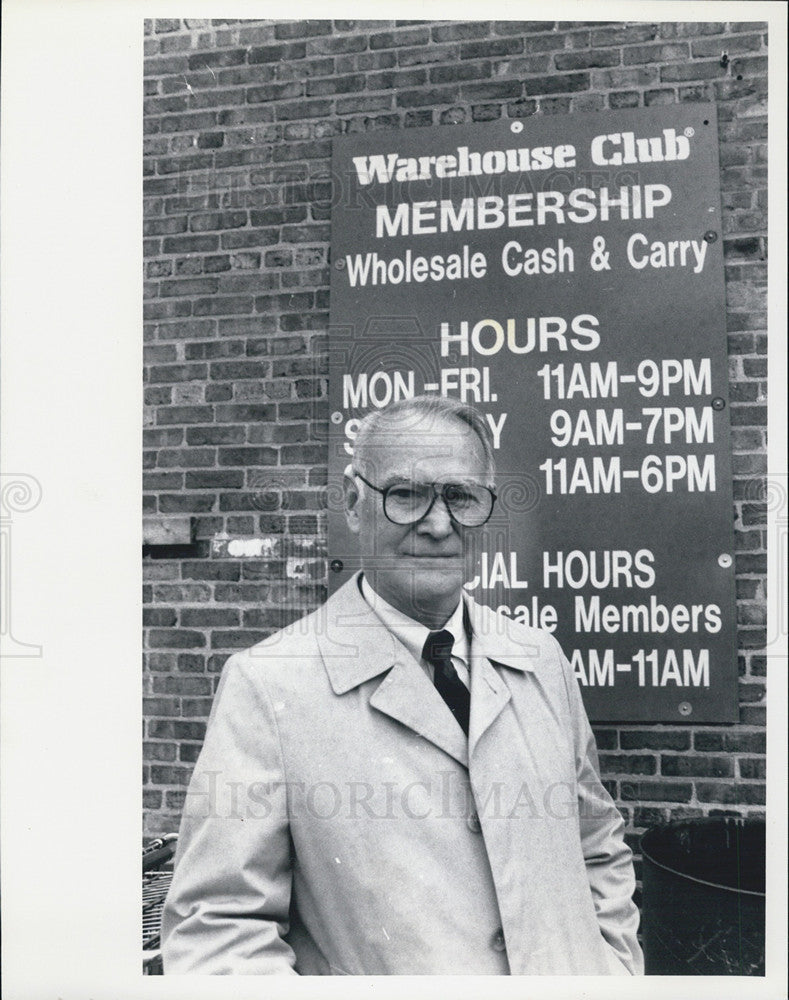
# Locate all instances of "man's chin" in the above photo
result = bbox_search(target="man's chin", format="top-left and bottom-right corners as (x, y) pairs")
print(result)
(398, 556), (465, 582)
(370, 561), (465, 612)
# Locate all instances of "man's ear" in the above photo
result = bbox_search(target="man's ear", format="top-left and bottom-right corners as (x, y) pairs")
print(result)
(343, 471), (362, 534)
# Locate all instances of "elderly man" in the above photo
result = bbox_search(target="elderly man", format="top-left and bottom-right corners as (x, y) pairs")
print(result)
(162, 395), (643, 975)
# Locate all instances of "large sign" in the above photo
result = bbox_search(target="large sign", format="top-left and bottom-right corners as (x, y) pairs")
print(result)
(327, 105), (737, 723)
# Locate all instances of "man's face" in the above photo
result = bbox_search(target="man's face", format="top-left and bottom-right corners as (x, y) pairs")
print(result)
(344, 412), (491, 627)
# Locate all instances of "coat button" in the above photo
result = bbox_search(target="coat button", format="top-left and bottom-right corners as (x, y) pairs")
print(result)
(466, 812), (482, 834)
(492, 929), (506, 952)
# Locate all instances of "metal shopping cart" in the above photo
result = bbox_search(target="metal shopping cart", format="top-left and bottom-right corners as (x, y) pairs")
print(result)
(142, 833), (178, 974)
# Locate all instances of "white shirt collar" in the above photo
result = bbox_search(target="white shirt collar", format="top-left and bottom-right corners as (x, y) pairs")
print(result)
(360, 574), (469, 668)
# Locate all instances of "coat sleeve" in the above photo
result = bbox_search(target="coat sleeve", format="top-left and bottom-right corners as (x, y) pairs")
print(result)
(161, 651), (298, 975)
(555, 641), (645, 976)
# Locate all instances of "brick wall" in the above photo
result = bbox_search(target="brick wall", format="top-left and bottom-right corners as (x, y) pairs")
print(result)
(142, 18), (769, 888)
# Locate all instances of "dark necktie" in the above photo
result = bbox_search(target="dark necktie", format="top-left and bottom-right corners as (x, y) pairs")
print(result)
(422, 629), (470, 736)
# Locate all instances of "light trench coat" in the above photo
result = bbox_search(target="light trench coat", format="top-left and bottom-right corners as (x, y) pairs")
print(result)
(162, 573), (643, 975)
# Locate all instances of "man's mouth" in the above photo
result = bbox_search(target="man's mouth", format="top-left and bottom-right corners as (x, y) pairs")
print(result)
(401, 553), (461, 559)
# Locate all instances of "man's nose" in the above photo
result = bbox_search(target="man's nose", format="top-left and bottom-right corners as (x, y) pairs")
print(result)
(416, 494), (455, 537)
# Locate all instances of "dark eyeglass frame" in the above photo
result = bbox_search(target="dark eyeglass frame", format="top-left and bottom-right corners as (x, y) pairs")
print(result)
(353, 469), (497, 527)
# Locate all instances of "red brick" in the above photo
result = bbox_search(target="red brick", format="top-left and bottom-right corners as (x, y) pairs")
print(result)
(148, 363), (209, 384)
(539, 97), (573, 116)
(592, 24), (661, 45)
(210, 629), (270, 649)
(739, 758), (766, 780)
(632, 806), (672, 828)
(523, 73), (589, 96)
(162, 235), (220, 255)
(150, 766), (194, 786)
(338, 51), (396, 72)
(369, 28), (430, 50)
(739, 704), (766, 724)
(461, 38), (522, 58)
(431, 22), (489, 42)
(620, 729), (691, 751)
(287, 514), (320, 533)
(555, 49), (621, 70)
(193, 295), (254, 317)
(214, 583), (272, 603)
(624, 42), (690, 64)
(215, 404), (276, 423)
(273, 21), (331, 40)
(610, 92), (641, 109)
(748, 656), (766, 678)
(156, 448), (215, 468)
(397, 43), (457, 66)
(693, 730), (767, 753)
(144, 790), (163, 809)
(162, 791), (187, 813)
(205, 385), (232, 402)
(184, 340), (244, 361)
(185, 425), (245, 445)
(396, 86), (459, 108)
(149, 628), (207, 649)
(661, 60), (728, 82)
(696, 782), (765, 805)
(185, 471), (244, 489)
(181, 697), (215, 716)
(186, 47), (246, 69)
(275, 99), (333, 121)
(738, 680), (766, 702)
(242, 608), (301, 629)
(181, 561), (240, 581)
(506, 99), (538, 118)
(144, 741), (177, 761)
(658, 23), (725, 39)
(599, 754), (656, 775)
(143, 472), (184, 493)
(151, 674), (213, 696)
(591, 729), (618, 750)
(307, 74), (365, 96)
(248, 41), (307, 63)
(155, 406), (214, 426)
(661, 755), (733, 778)
(217, 446), (278, 466)
(460, 80), (522, 101)
(493, 21), (555, 35)
(620, 781), (693, 803)
(145, 387), (173, 407)
(143, 697), (180, 717)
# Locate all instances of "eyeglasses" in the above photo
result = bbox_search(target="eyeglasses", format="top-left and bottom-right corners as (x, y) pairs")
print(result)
(353, 470), (496, 527)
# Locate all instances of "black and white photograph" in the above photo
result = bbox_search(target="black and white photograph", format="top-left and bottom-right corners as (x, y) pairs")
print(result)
(1, 3), (787, 998)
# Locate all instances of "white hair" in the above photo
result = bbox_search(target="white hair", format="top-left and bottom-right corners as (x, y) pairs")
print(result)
(351, 395), (495, 483)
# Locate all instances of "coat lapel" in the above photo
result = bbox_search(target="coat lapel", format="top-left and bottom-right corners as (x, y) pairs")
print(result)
(468, 653), (511, 759)
(315, 577), (542, 768)
(369, 657), (469, 768)
(316, 574), (469, 768)
(465, 595), (540, 757)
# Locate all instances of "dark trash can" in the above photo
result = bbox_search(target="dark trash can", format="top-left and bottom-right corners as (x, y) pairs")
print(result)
(640, 817), (765, 976)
